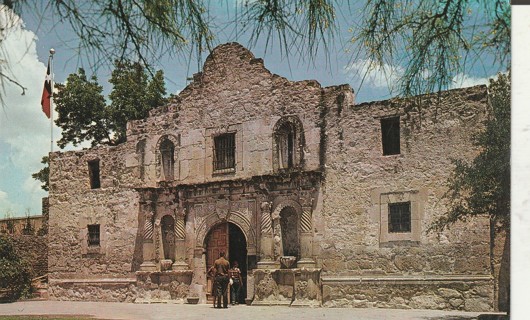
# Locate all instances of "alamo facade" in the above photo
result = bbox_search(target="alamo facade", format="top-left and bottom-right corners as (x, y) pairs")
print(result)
(47, 43), (508, 311)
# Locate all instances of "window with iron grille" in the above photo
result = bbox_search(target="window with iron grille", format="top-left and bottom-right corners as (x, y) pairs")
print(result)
(87, 224), (100, 246)
(388, 202), (411, 233)
(88, 159), (101, 189)
(213, 133), (236, 172)
(381, 117), (400, 155)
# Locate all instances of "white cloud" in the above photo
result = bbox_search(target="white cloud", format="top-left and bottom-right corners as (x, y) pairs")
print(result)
(0, 6), (54, 216)
(450, 73), (490, 89)
(343, 59), (404, 90)
(0, 189), (22, 216)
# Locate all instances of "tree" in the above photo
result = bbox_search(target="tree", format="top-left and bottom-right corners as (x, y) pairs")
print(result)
(31, 156), (49, 192)
(54, 61), (167, 148)
(354, 0), (510, 96)
(108, 61), (167, 143)
(430, 72), (510, 232)
(54, 69), (111, 148)
(0, 234), (32, 301)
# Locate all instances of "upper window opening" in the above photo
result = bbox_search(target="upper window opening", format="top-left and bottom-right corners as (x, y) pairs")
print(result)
(273, 117), (304, 172)
(137, 140), (146, 180)
(88, 160), (101, 189)
(388, 202), (411, 233)
(87, 224), (100, 246)
(277, 123), (295, 169)
(160, 138), (175, 180)
(381, 117), (400, 155)
(213, 133), (236, 173)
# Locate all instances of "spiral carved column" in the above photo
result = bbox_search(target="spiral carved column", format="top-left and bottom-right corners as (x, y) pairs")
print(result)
(258, 202), (278, 269)
(172, 213), (189, 270)
(298, 206), (316, 268)
(140, 209), (157, 271)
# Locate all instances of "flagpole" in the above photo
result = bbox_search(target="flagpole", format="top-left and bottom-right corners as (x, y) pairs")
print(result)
(49, 48), (55, 153)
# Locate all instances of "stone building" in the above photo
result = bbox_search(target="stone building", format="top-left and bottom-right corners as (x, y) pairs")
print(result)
(47, 43), (506, 311)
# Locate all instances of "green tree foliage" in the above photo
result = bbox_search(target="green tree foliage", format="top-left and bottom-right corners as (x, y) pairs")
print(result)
(55, 69), (111, 148)
(430, 73), (510, 232)
(0, 234), (32, 301)
(54, 61), (167, 148)
(33, 61), (166, 189)
(31, 156), (49, 192)
(108, 61), (167, 143)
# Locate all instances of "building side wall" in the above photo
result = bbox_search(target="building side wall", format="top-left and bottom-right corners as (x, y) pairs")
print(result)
(48, 147), (141, 302)
(318, 86), (494, 310)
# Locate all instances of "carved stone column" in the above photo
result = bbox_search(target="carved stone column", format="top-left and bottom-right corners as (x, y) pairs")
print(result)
(140, 209), (157, 271)
(297, 206), (316, 268)
(257, 202), (278, 269)
(172, 213), (188, 270)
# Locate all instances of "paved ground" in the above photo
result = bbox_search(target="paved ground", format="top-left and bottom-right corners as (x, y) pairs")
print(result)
(0, 301), (507, 320)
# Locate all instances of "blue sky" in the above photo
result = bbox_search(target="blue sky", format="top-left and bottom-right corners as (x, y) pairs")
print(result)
(0, 2), (503, 217)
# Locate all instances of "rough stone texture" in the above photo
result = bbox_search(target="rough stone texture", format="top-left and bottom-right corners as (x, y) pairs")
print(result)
(47, 43), (504, 311)
(0, 215), (45, 236)
(322, 278), (493, 311)
(49, 280), (137, 302)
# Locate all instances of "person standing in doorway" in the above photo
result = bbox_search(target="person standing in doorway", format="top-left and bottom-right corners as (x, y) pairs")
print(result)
(229, 261), (243, 305)
(213, 251), (230, 308)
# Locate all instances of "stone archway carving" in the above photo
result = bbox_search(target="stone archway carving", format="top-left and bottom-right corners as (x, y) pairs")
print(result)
(271, 199), (302, 220)
(270, 199), (303, 260)
(196, 210), (256, 254)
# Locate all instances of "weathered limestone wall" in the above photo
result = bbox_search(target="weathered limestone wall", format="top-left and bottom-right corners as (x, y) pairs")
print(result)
(318, 86), (494, 310)
(46, 43), (500, 310)
(0, 216), (45, 235)
(48, 146), (141, 301)
(124, 43), (328, 188)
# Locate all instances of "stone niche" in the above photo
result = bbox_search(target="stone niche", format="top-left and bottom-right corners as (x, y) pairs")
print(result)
(135, 270), (193, 304)
(251, 268), (321, 307)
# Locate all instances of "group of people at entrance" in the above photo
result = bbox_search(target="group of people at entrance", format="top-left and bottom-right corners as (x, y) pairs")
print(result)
(208, 252), (243, 308)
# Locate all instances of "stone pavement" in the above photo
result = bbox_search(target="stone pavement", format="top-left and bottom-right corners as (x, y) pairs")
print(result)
(0, 301), (506, 320)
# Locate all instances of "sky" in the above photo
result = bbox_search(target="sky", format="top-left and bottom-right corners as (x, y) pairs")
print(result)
(0, 3), (502, 217)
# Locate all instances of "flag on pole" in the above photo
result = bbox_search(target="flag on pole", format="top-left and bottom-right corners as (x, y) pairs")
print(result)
(41, 59), (52, 118)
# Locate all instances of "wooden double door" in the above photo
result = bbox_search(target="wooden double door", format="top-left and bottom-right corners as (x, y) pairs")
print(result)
(205, 222), (247, 303)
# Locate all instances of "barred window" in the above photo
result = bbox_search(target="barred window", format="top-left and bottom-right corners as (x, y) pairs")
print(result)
(381, 117), (400, 155)
(213, 133), (236, 172)
(88, 160), (101, 189)
(87, 224), (100, 246)
(388, 202), (411, 233)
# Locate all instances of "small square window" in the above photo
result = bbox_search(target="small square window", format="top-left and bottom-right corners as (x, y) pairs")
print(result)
(213, 133), (236, 172)
(381, 117), (400, 155)
(87, 224), (100, 246)
(88, 160), (101, 189)
(388, 202), (411, 233)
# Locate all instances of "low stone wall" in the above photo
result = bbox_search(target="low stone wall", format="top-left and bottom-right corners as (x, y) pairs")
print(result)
(251, 268), (321, 307)
(48, 279), (137, 302)
(135, 271), (193, 303)
(48, 271), (194, 303)
(321, 275), (493, 311)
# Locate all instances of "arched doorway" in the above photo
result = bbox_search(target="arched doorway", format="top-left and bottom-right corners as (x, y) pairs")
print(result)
(205, 222), (247, 303)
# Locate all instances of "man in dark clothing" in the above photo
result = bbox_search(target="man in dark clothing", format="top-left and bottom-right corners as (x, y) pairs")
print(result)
(213, 251), (230, 308)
